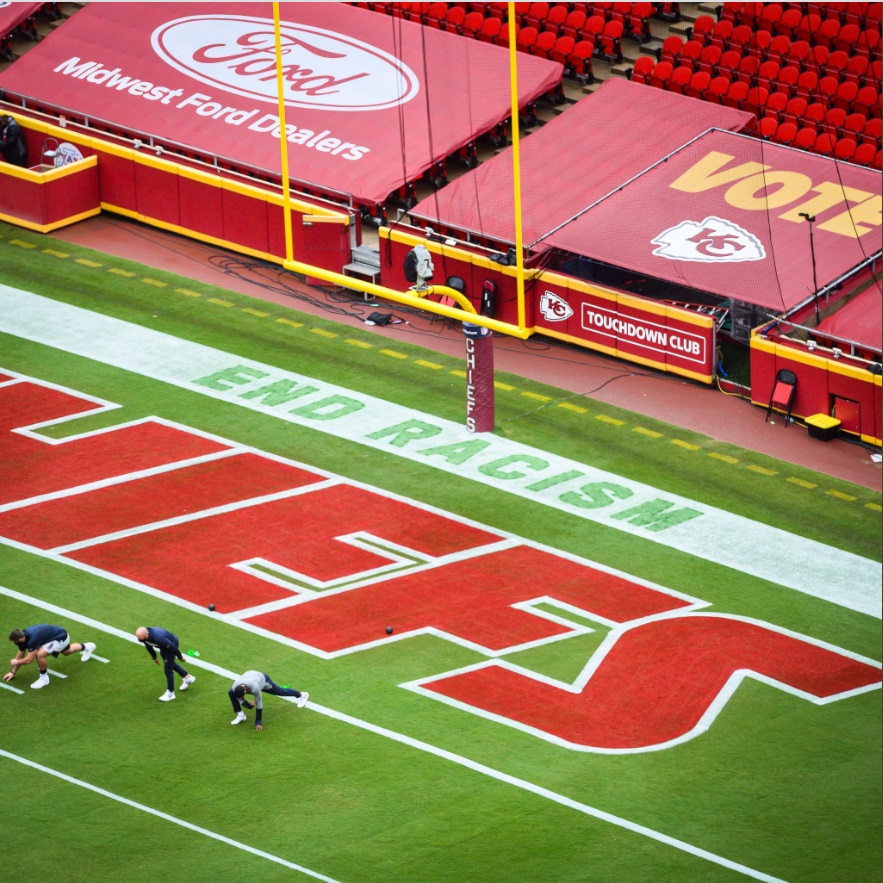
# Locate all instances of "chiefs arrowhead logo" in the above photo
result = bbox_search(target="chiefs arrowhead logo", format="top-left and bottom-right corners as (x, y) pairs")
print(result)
(652, 216), (765, 263)
(539, 291), (574, 322)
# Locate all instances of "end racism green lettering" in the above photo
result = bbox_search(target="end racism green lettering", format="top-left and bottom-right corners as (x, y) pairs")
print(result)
(194, 365), (269, 390)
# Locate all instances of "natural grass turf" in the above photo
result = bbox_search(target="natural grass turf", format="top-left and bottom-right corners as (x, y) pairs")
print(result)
(1, 221), (880, 882)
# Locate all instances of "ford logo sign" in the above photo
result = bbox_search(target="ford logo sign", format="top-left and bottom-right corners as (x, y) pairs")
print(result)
(152, 15), (419, 111)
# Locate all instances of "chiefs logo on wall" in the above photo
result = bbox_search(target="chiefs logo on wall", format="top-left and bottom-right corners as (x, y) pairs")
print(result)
(539, 291), (574, 322)
(652, 216), (765, 263)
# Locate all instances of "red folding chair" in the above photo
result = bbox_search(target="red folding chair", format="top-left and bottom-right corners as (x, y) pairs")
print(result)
(765, 369), (797, 425)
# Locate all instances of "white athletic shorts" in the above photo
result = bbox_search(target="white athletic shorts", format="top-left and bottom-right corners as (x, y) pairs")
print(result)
(42, 636), (71, 656)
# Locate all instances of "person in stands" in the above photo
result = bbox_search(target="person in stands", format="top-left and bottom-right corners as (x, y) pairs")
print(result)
(0, 114), (27, 167)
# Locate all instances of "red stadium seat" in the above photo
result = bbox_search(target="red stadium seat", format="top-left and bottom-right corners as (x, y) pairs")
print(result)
(794, 13), (822, 45)
(831, 80), (858, 112)
(747, 28), (771, 61)
(815, 75), (840, 107)
(773, 121), (798, 145)
(793, 70), (819, 103)
(861, 117), (882, 150)
(717, 49), (742, 79)
(596, 20), (624, 62)
(783, 40), (810, 72)
(476, 16), (502, 41)
(793, 126), (818, 150)
(820, 107), (846, 138)
(516, 25), (539, 52)
(854, 86), (880, 119)
(841, 112), (867, 142)
(757, 3), (783, 33)
(833, 137), (856, 162)
(630, 54), (654, 84)
(813, 17), (842, 51)
(543, 4), (568, 34)
(460, 11), (485, 37)
(548, 34), (575, 66)
(567, 40), (595, 83)
(627, 2), (655, 43)
(852, 142), (877, 166)
(723, 80), (749, 109)
(424, 3), (449, 28)
(658, 35), (683, 66)
(667, 64), (693, 94)
(734, 54), (760, 85)
(729, 24), (753, 54)
(522, 1), (549, 29)
(441, 5), (466, 32)
(804, 45), (829, 76)
(823, 49), (849, 79)
(855, 28), (880, 59)
(689, 14), (714, 44)
(756, 115), (779, 139)
(697, 45), (721, 77)
(763, 90), (789, 122)
(763, 34), (790, 66)
(744, 86), (770, 117)
(776, 6), (802, 38)
(781, 96), (807, 126)
(802, 102), (827, 129)
(560, 9), (587, 40)
(843, 55), (870, 87)
(581, 14), (606, 45)
(677, 39), (702, 71)
(708, 20), (734, 51)
(704, 75), (732, 104)
(833, 23), (860, 54)
(772, 64), (799, 97)
(868, 60), (882, 91)
(531, 29), (557, 57)
(684, 71), (711, 100)
(647, 60), (673, 90)
(757, 61), (780, 92)
(812, 132), (836, 155)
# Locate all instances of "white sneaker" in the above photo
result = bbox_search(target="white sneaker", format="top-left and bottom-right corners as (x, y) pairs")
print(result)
(297, 691), (309, 708)
(231, 711), (247, 725)
(31, 672), (50, 690)
(180, 674), (195, 691)
(159, 690), (175, 702)
(81, 642), (95, 662)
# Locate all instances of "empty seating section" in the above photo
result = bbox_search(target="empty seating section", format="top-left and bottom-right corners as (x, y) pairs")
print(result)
(631, 1), (882, 167)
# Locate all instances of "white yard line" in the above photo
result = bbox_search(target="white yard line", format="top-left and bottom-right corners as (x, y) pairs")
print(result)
(0, 747), (343, 882)
(0, 584), (787, 883)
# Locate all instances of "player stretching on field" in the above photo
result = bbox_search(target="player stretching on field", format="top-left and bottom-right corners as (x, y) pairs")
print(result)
(135, 626), (195, 702)
(228, 671), (309, 731)
(4, 624), (96, 689)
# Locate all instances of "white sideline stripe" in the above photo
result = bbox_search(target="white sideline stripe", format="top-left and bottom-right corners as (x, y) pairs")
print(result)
(0, 585), (785, 883)
(0, 748), (342, 882)
(0, 682), (24, 694)
(46, 668), (67, 679)
(90, 654), (110, 663)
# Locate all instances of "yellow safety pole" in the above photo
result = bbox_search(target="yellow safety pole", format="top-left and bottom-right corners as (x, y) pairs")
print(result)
(507, 2), (527, 331)
(273, 3), (293, 264)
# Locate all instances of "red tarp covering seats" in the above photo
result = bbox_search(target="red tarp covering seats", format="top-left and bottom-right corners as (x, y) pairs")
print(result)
(815, 287), (883, 353)
(0, 2), (562, 207)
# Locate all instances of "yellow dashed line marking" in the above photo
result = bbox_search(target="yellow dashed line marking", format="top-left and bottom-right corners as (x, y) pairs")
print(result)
(42, 248), (70, 258)
(142, 278), (168, 288)
(633, 426), (662, 438)
(493, 381), (515, 391)
(865, 502), (882, 511)
(207, 297), (233, 307)
(276, 317), (303, 328)
(747, 464), (778, 475)
(522, 391), (552, 402)
(597, 414), (625, 426)
(11, 239), (37, 249)
(310, 328), (338, 338)
(709, 452), (740, 464)
(379, 349), (407, 360)
(787, 477), (817, 489)
(76, 258), (103, 268)
(415, 359), (444, 370)
(242, 308), (269, 318)
(175, 288), (202, 298)
(825, 489), (857, 501)
(559, 402), (588, 414)
(450, 369), (466, 378)
(670, 438), (700, 450)
(109, 267), (136, 278)
(345, 339), (373, 349)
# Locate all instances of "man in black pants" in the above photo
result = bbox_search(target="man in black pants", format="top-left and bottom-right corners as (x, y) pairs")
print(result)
(135, 626), (194, 702)
(229, 671), (308, 731)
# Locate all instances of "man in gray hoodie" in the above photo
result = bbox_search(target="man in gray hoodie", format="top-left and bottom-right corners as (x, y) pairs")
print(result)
(228, 670), (309, 731)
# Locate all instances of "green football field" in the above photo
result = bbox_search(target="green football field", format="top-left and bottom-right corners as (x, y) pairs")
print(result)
(0, 221), (880, 883)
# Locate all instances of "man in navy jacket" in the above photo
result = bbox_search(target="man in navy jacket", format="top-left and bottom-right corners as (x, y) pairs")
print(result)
(135, 626), (194, 701)
(5, 624), (95, 689)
